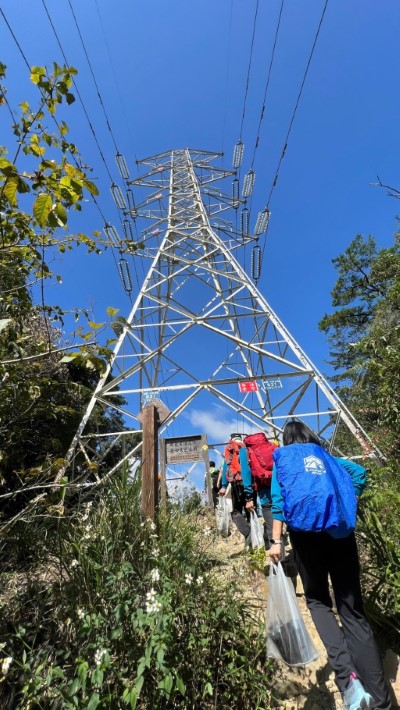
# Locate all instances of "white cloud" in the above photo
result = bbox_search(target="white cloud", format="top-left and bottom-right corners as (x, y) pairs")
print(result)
(185, 403), (259, 444)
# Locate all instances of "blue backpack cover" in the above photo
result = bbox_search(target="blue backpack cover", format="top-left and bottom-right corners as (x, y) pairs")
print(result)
(274, 443), (357, 538)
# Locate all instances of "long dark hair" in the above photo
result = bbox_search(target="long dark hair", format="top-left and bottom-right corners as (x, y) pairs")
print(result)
(282, 420), (320, 446)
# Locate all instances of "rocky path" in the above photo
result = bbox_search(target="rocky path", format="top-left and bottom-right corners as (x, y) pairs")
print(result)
(209, 518), (400, 709)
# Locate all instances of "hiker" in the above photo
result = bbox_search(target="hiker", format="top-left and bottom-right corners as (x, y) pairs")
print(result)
(269, 420), (393, 710)
(243, 432), (277, 550)
(208, 460), (221, 509)
(218, 433), (256, 545)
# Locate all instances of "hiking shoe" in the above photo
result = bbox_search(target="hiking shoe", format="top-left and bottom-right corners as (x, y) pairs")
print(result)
(343, 676), (374, 710)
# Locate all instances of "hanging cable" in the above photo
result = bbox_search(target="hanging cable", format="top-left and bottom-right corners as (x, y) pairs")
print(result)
(238, 0), (260, 141)
(249, 0), (286, 171)
(40, 0), (115, 184)
(254, 0), (330, 268)
(220, 0), (234, 163)
(231, 0), (260, 170)
(68, 0), (118, 153)
(265, 0), (330, 211)
(93, 0), (138, 167)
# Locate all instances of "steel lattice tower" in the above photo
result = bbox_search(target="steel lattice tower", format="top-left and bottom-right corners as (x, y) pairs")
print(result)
(66, 148), (381, 481)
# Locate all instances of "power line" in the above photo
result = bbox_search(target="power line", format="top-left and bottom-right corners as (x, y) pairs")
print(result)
(238, 0), (260, 141)
(220, 0), (234, 162)
(265, 0), (330, 210)
(249, 0), (286, 171)
(40, 0), (115, 184)
(67, 0), (119, 154)
(93, 0), (138, 167)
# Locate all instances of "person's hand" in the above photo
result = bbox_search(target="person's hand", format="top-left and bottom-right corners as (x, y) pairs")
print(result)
(245, 499), (255, 511)
(269, 542), (283, 564)
(218, 488), (226, 496)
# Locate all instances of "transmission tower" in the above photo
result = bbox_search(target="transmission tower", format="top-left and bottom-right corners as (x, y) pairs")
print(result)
(65, 148), (382, 482)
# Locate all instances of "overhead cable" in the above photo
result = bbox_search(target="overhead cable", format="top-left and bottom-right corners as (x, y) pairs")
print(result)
(40, 0), (115, 184)
(67, 0), (120, 154)
(265, 0), (330, 210)
(238, 0), (260, 140)
(249, 0), (286, 170)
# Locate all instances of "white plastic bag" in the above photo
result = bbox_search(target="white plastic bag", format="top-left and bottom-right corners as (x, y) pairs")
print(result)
(266, 562), (319, 666)
(250, 510), (264, 549)
(215, 495), (230, 537)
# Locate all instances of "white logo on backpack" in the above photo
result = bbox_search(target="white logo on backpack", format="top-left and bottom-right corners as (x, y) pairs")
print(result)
(303, 455), (326, 475)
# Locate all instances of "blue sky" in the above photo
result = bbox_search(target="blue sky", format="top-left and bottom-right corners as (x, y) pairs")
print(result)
(1, 0), (399, 483)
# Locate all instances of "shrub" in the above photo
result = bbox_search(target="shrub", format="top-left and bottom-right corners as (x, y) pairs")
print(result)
(0, 473), (274, 708)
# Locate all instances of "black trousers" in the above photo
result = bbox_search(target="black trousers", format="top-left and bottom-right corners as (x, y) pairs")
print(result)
(261, 502), (273, 550)
(212, 486), (219, 509)
(289, 530), (393, 709)
(230, 482), (256, 539)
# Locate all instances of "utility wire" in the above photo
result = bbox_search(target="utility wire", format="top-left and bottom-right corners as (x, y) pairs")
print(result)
(220, 0), (234, 163)
(40, 0), (115, 184)
(93, 0), (138, 167)
(265, 0), (330, 211)
(238, 0), (260, 141)
(249, 0), (286, 171)
(67, 0), (119, 154)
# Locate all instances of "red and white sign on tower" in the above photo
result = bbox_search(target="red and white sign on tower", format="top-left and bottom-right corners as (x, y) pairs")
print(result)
(238, 380), (258, 393)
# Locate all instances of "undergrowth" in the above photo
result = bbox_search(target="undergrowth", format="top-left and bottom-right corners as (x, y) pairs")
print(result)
(0, 472), (274, 709)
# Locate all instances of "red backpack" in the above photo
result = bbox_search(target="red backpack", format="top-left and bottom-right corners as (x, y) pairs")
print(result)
(244, 433), (277, 489)
(224, 439), (244, 483)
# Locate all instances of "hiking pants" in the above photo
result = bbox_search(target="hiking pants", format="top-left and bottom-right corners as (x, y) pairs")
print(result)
(230, 482), (256, 539)
(212, 486), (220, 509)
(258, 486), (273, 550)
(290, 530), (393, 710)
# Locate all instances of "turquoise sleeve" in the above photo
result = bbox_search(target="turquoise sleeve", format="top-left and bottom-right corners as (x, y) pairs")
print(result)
(335, 457), (366, 497)
(240, 447), (254, 499)
(221, 461), (228, 488)
(271, 464), (285, 522)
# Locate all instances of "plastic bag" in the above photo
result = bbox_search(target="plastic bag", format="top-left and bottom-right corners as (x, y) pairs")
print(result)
(250, 510), (264, 549)
(215, 495), (230, 537)
(266, 562), (319, 666)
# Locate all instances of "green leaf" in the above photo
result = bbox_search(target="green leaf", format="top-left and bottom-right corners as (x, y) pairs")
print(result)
(176, 674), (186, 695)
(33, 193), (53, 227)
(81, 177), (99, 196)
(66, 92), (75, 105)
(106, 307), (119, 318)
(30, 66), (46, 85)
(87, 321), (105, 330)
(87, 693), (100, 710)
(3, 178), (18, 206)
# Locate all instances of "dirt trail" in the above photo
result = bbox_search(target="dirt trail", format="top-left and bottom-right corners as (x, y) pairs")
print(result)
(209, 516), (400, 709)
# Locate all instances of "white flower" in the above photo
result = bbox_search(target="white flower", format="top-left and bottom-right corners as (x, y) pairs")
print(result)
(185, 573), (193, 585)
(150, 568), (160, 582)
(77, 608), (86, 620)
(70, 559), (79, 568)
(203, 527), (212, 536)
(148, 520), (156, 531)
(146, 599), (162, 614)
(196, 576), (204, 585)
(146, 588), (156, 602)
(152, 547), (160, 556)
(1, 657), (13, 675)
(94, 648), (105, 667)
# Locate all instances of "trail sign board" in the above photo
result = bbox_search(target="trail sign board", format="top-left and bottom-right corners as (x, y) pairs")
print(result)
(165, 435), (204, 464)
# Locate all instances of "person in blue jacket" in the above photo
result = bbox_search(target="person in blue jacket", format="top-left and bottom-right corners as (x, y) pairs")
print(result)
(269, 420), (393, 710)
